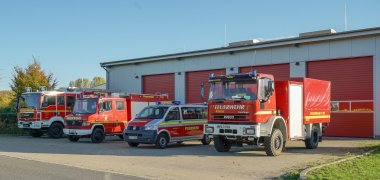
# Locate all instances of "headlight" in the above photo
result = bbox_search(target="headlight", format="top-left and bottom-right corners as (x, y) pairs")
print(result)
(144, 125), (158, 130)
(82, 122), (91, 126)
(205, 127), (214, 133)
(245, 128), (255, 135)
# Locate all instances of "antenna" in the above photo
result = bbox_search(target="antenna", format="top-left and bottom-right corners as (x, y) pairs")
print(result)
(224, 24), (227, 47)
(344, 3), (348, 31)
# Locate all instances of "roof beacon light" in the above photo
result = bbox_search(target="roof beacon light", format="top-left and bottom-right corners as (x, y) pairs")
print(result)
(25, 87), (32, 93)
(248, 70), (257, 77)
(172, 101), (181, 105)
(209, 73), (215, 78)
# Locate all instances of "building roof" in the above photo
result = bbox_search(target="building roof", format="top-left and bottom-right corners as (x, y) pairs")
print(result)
(100, 26), (380, 67)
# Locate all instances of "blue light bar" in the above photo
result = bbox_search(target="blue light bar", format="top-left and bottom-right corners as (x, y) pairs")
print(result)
(248, 70), (257, 77)
(209, 73), (215, 78)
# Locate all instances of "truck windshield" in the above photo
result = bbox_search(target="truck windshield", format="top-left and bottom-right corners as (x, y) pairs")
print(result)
(135, 106), (169, 119)
(73, 99), (97, 114)
(19, 93), (41, 108)
(209, 80), (258, 100)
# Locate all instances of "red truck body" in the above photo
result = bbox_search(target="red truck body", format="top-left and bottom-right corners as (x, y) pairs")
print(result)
(64, 94), (168, 143)
(204, 71), (331, 156)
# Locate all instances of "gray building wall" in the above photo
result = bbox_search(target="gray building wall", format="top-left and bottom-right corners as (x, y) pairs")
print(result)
(106, 35), (380, 137)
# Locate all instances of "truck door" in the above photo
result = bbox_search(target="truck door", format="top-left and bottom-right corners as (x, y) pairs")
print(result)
(98, 100), (114, 133)
(41, 95), (56, 120)
(65, 95), (76, 116)
(163, 107), (182, 138)
(114, 100), (127, 133)
(181, 107), (206, 138)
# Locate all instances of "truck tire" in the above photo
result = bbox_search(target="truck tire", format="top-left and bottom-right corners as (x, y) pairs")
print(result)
(305, 126), (319, 149)
(91, 128), (105, 143)
(213, 135), (231, 152)
(264, 128), (284, 156)
(201, 135), (211, 145)
(155, 133), (169, 149)
(68, 135), (80, 142)
(47, 122), (64, 138)
(29, 129), (44, 137)
(128, 142), (139, 147)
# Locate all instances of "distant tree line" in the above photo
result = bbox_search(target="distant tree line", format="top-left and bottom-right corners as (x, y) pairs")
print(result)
(69, 76), (106, 88)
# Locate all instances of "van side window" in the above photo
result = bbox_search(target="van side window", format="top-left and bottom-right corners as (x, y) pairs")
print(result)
(100, 101), (112, 112)
(182, 107), (207, 120)
(165, 107), (180, 121)
(116, 101), (125, 110)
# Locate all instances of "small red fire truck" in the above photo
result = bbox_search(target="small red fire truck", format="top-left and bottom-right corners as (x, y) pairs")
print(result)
(124, 101), (211, 148)
(204, 70), (331, 156)
(17, 87), (109, 138)
(63, 94), (168, 143)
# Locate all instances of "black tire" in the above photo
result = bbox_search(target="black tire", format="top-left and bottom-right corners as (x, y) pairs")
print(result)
(91, 128), (105, 143)
(201, 135), (211, 145)
(155, 133), (169, 149)
(68, 135), (80, 142)
(128, 142), (139, 147)
(47, 122), (64, 138)
(305, 126), (319, 149)
(213, 135), (231, 152)
(29, 129), (44, 137)
(264, 128), (284, 156)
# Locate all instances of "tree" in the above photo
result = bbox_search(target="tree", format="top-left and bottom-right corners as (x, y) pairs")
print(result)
(74, 78), (90, 88)
(90, 76), (106, 87)
(10, 58), (58, 96)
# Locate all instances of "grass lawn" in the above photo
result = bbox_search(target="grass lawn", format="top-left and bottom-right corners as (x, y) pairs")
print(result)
(307, 146), (380, 179)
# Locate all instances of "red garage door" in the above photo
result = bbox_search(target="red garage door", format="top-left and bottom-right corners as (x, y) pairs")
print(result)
(143, 73), (175, 100)
(307, 56), (373, 137)
(240, 63), (290, 80)
(186, 69), (225, 103)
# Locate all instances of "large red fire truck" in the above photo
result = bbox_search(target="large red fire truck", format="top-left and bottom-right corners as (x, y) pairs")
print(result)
(124, 101), (211, 148)
(17, 87), (108, 138)
(204, 70), (331, 156)
(63, 94), (168, 143)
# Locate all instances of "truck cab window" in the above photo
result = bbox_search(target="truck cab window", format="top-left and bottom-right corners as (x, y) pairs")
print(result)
(116, 101), (125, 110)
(100, 101), (112, 112)
(165, 107), (180, 121)
(57, 96), (64, 106)
(42, 95), (56, 107)
(66, 96), (75, 109)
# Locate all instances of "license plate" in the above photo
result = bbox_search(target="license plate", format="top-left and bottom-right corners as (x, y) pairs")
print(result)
(128, 136), (138, 140)
(23, 124), (30, 127)
(69, 129), (76, 134)
(217, 125), (231, 129)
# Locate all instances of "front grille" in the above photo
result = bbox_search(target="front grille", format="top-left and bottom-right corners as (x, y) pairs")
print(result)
(219, 129), (238, 134)
(128, 126), (143, 131)
(20, 113), (34, 118)
(66, 120), (83, 126)
(213, 115), (247, 121)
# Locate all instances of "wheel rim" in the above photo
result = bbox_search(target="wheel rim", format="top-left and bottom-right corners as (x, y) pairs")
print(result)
(94, 131), (103, 141)
(160, 137), (166, 146)
(52, 126), (60, 136)
(274, 136), (281, 150)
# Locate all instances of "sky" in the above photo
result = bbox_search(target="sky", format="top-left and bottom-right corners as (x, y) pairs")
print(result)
(0, 0), (379, 90)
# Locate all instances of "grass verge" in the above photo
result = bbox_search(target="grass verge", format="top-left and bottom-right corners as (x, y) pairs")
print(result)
(306, 146), (380, 179)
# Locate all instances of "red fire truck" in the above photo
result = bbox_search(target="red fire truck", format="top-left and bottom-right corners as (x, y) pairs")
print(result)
(17, 87), (109, 138)
(204, 70), (331, 156)
(63, 94), (168, 143)
(124, 101), (211, 148)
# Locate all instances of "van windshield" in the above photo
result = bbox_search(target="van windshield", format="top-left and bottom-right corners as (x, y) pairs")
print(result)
(135, 106), (169, 119)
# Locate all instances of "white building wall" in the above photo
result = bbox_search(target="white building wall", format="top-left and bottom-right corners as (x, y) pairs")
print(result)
(107, 35), (380, 136)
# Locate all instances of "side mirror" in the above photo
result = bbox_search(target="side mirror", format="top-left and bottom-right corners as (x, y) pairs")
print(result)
(200, 81), (205, 101)
(268, 81), (274, 92)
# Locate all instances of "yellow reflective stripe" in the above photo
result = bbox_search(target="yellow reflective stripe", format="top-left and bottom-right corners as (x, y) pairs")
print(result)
(160, 119), (207, 126)
(305, 115), (330, 121)
(160, 121), (181, 126)
(92, 121), (127, 124)
(20, 108), (34, 113)
(255, 111), (275, 115)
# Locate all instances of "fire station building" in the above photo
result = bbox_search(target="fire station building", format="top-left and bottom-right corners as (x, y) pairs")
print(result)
(101, 27), (380, 138)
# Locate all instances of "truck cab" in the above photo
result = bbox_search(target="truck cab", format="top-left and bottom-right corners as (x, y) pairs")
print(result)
(124, 102), (211, 148)
(64, 94), (167, 143)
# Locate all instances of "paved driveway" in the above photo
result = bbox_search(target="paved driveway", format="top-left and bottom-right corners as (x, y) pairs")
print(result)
(0, 135), (378, 179)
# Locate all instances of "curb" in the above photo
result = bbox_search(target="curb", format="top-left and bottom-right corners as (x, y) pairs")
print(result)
(299, 148), (378, 180)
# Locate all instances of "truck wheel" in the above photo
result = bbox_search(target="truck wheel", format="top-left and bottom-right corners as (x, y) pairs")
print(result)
(128, 142), (139, 147)
(264, 128), (284, 156)
(305, 126), (319, 149)
(155, 133), (169, 149)
(29, 129), (44, 137)
(201, 135), (211, 145)
(213, 135), (231, 152)
(91, 128), (105, 143)
(47, 122), (64, 138)
(68, 135), (80, 142)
